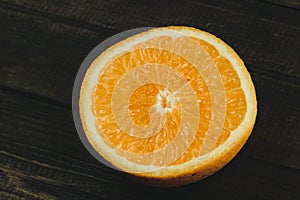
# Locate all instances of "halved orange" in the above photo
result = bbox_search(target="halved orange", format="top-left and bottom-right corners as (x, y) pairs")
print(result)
(79, 26), (257, 186)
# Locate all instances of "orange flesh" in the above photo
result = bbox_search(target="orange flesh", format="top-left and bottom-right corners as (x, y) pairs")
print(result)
(93, 38), (246, 164)
(129, 84), (161, 127)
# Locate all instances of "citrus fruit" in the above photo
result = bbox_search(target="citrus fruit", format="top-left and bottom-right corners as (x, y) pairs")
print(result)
(79, 26), (257, 186)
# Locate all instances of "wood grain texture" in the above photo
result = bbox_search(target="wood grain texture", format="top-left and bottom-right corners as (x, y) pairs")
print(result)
(1, 0), (299, 27)
(263, 0), (300, 9)
(1, 0), (299, 76)
(0, 2), (299, 104)
(1, 89), (299, 200)
(0, 6), (115, 104)
(0, 0), (299, 199)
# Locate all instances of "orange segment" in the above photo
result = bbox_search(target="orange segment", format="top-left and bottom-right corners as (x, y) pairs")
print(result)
(224, 89), (247, 131)
(129, 84), (161, 126)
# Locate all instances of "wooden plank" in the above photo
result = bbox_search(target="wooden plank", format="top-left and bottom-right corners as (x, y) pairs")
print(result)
(0, 91), (299, 199)
(1, 145), (299, 200)
(0, 5), (299, 105)
(262, 0), (300, 9)
(1, 0), (299, 28)
(191, 0), (300, 25)
(0, 73), (299, 169)
(0, 6), (116, 104)
(244, 73), (300, 169)
(0, 0), (299, 79)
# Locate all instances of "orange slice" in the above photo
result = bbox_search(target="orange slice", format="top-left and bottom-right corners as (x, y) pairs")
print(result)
(79, 26), (257, 186)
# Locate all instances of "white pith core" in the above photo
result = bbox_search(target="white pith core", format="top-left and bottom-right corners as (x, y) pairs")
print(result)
(154, 89), (178, 114)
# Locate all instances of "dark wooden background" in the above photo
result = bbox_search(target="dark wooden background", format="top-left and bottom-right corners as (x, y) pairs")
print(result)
(1, 0), (299, 199)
